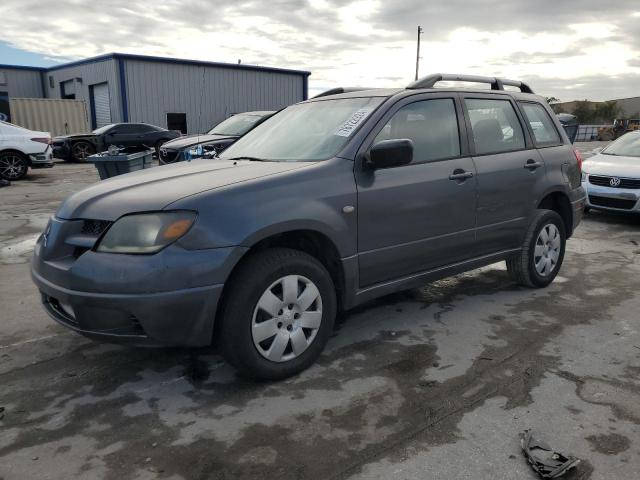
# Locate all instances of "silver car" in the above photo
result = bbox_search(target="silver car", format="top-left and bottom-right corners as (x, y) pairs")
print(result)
(582, 132), (640, 213)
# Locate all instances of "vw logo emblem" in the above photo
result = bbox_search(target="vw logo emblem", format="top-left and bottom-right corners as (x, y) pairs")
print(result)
(610, 177), (621, 187)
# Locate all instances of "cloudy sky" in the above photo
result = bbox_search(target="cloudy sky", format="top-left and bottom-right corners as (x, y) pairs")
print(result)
(1, 0), (639, 101)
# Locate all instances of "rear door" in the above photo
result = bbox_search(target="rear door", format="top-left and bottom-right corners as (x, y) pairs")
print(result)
(355, 93), (478, 287)
(462, 95), (544, 254)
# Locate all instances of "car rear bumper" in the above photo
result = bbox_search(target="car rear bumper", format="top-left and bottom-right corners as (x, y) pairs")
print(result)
(583, 180), (640, 213)
(568, 185), (586, 234)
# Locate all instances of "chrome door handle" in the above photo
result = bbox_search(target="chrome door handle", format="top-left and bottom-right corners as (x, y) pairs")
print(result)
(449, 170), (474, 181)
(524, 159), (543, 170)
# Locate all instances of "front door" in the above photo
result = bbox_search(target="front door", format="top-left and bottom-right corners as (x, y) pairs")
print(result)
(462, 95), (545, 253)
(355, 94), (478, 287)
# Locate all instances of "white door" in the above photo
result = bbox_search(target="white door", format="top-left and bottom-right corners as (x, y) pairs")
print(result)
(92, 83), (111, 128)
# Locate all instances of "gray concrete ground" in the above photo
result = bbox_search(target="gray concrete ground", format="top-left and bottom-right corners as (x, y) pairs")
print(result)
(2, 143), (639, 480)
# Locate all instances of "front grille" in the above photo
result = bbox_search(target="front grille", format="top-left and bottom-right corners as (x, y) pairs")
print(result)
(589, 175), (640, 189)
(160, 149), (181, 163)
(81, 219), (111, 236)
(589, 195), (637, 210)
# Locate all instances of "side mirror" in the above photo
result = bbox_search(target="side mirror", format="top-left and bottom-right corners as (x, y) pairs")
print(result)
(368, 139), (413, 169)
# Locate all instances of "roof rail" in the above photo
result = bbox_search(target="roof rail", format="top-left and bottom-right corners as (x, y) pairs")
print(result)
(406, 74), (534, 94)
(312, 87), (372, 99)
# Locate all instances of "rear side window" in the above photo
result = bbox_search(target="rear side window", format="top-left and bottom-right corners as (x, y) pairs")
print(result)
(520, 102), (561, 146)
(465, 99), (525, 155)
(373, 98), (460, 163)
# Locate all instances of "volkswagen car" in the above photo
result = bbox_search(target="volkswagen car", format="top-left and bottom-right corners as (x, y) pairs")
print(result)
(582, 131), (640, 213)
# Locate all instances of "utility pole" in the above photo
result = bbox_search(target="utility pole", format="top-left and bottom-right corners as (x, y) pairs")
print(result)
(415, 25), (423, 81)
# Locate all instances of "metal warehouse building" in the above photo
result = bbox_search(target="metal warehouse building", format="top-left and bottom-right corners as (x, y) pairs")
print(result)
(0, 53), (310, 133)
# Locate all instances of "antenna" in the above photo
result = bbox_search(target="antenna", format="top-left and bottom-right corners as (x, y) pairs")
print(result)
(415, 26), (423, 81)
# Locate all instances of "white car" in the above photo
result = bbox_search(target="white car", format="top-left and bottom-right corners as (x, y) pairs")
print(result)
(582, 131), (640, 213)
(0, 121), (54, 181)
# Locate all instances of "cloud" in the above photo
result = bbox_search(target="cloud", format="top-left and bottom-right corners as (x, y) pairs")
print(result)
(0, 0), (638, 101)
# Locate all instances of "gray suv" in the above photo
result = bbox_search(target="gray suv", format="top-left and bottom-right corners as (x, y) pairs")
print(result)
(31, 74), (586, 379)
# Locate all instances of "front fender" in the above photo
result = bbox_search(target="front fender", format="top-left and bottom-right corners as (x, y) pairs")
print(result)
(173, 158), (358, 257)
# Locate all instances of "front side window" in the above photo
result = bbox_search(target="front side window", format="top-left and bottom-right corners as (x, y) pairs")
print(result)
(92, 124), (115, 134)
(465, 98), (525, 155)
(373, 98), (460, 163)
(520, 102), (561, 146)
(220, 97), (384, 162)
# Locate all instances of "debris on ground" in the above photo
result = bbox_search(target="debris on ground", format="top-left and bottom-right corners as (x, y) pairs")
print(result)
(521, 430), (580, 478)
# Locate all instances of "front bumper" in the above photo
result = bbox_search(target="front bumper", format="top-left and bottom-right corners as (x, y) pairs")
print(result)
(31, 217), (247, 346)
(582, 179), (640, 213)
(29, 150), (54, 168)
(33, 269), (223, 346)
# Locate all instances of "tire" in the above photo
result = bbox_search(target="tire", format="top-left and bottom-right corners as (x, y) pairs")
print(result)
(70, 141), (95, 162)
(155, 139), (166, 157)
(219, 248), (337, 380)
(506, 209), (566, 288)
(0, 151), (29, 180)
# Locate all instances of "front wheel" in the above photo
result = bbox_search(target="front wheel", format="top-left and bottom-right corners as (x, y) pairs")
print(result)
(0, 151), (29, 180)
(506, 209), (566, 288)
(219, 248), (337, 380)
(71, 141), (95, 162)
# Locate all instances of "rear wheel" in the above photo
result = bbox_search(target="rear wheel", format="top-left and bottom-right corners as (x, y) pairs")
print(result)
(507, 209), (566, 288)
(0, 151), (29, 180)
(71, 141), (95, 162)
(219, 248), (337, 380)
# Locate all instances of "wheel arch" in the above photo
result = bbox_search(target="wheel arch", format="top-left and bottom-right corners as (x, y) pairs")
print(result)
(0, 149), (31, 169)
(537, 191), (573, 237)
(213, 228), (347, 343)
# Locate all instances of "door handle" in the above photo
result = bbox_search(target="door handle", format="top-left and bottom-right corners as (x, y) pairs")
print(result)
(449, 169), (474, 181)
(524, 159), (543, 170)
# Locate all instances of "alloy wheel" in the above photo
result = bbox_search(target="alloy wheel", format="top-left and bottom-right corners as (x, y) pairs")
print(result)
(0, 154), (27, 180)
(534, 223), (561, 276)
(251, 274), (323, 363)
(72, 143), (92, 161)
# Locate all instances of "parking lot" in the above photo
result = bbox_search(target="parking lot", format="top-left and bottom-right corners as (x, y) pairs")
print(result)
(1, 143), (639, 479)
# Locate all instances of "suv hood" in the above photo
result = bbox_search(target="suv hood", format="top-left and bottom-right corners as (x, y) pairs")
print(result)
(56, 159), (310, 220)
(161, 133), (236, 150)
(583, 153), (640, 177)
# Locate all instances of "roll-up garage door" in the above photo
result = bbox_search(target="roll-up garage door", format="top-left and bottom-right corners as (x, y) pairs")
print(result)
(91, 83), (111, 128)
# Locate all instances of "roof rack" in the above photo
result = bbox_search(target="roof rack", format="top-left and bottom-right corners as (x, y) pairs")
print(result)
(406, 74), (534, 94)
(312, 87), (372, 99)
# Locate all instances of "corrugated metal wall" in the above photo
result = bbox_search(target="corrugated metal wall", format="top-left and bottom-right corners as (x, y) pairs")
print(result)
(0, 67), (43, 98)
(9, 98), (89, 136)
(45, 58), (123, 124)
(123, 59), (305, 133)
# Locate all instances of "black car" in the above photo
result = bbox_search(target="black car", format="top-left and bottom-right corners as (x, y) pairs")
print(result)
(52, 123), (181, 162)
(158, 111), (274, 165)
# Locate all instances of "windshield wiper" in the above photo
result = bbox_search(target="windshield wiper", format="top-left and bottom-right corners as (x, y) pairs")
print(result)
(227, 156), (269, 162)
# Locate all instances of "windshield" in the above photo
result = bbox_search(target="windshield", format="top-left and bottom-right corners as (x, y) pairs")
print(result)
(92, 124), (115, 134)
(219, 97), (384, 161)
(209, 114), (266, 136)
(602, 132), (640, 157)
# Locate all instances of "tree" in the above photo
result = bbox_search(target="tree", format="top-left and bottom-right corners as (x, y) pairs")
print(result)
(571, 100), (596, 124)
(593, 101), (621, 124)
(546, 96), (560, 104)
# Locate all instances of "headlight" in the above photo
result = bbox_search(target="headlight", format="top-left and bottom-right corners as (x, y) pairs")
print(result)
(96, 211), (196, 254)
(581, 171), (588, 182)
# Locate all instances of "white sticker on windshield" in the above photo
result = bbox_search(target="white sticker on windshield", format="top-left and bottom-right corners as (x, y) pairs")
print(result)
(334, 108), (373, 137)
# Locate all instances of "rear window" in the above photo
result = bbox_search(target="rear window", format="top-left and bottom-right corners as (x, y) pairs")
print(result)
(520, 102), (561, 146)
(465, 99), (526, 155)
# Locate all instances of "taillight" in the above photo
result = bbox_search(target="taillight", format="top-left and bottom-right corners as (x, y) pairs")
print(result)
(573, 148), (583, 172)
(31, 137), (52, 144)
